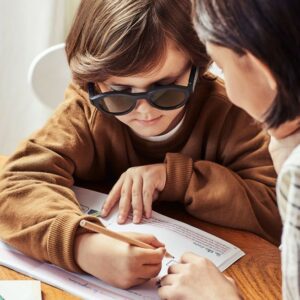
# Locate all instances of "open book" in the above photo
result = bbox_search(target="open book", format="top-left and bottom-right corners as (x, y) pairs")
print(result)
(0, 187), (244, 300)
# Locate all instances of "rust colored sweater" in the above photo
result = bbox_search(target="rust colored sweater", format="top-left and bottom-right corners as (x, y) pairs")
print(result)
(0, 76), (281, 273)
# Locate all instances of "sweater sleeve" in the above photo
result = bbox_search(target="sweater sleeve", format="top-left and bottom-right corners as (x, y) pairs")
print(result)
(160, 106), (282, 245)
(0, 85), (102, 272)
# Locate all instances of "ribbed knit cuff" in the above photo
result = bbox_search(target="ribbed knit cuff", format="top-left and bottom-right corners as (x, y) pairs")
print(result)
(47, 214), (102, 273)
(159, 153), (193, 202)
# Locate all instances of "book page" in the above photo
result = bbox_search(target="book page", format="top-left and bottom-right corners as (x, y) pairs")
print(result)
(75, 186), (244, 271)
(0, 186), (244, 300)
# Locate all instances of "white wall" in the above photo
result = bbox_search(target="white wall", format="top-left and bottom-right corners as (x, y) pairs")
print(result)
(0, 0), (80, 155)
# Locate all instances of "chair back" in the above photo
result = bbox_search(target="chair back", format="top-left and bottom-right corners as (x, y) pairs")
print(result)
(28, 43), (71, 109)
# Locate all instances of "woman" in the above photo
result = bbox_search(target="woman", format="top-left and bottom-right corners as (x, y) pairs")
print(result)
(159, 0), (300, 299)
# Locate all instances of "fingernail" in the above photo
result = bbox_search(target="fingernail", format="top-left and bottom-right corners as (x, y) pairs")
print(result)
(133, 215), (139, 223)
(101, 208), (107, 216)
(118, 215), (124, 223)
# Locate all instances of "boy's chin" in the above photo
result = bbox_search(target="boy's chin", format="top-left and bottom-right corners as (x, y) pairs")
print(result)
(130, 126), (167, 138)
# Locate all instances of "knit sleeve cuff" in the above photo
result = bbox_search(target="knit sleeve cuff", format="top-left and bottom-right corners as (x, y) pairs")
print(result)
(159, 153), (193, 202)
(47, 213), (102, 273)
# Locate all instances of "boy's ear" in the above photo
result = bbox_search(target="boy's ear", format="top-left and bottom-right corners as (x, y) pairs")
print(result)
(247, 52), (277, 91)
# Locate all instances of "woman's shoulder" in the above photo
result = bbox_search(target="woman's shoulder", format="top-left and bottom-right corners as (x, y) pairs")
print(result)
(277, 145), (300, 238)
(277, 144), (300, 212)
(281, 143), (300, 172)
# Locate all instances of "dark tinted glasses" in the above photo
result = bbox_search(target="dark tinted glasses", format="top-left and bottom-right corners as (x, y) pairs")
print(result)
(88, 65), (198, 115)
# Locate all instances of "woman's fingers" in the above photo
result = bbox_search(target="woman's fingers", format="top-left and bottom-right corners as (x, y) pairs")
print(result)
(159, 274), (177, 286)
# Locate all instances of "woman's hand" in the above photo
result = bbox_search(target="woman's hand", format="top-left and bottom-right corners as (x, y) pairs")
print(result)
(101, 163), (167, 223)
(158, 252), (242, 300)
(75, 231), (165, 289)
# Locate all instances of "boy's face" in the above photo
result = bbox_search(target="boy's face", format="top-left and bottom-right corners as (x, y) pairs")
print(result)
(205, 42), (300, 139)
(98, 41), (191, 137)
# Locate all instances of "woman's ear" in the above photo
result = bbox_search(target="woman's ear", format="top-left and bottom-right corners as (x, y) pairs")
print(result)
(247, 52), (277, 91)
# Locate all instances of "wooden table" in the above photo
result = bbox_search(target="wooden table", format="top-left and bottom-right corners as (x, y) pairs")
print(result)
(0, 155), (282, 299)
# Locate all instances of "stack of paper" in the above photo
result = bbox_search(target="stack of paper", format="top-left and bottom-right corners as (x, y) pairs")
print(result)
(0, 280), (41, 300)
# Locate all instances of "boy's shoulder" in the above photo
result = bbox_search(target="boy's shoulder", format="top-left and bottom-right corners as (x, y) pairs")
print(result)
(64, 82), (91, 105)
(202, 73), (229, 104)
(63, 82), (123, 132)
(60, 82), (99, 122)
(193, 73), (237, 115)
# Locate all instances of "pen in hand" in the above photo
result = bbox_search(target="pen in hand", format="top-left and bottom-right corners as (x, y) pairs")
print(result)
(80, 220), (174, 258)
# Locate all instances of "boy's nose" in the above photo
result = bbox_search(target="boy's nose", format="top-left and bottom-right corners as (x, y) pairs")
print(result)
(134, 98), (153, 113)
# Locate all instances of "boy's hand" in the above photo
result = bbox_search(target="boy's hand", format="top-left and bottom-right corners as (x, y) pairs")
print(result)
(74, 231), (165, 289)
(101, 163), (167, 223)
(158, 252), (242, 300)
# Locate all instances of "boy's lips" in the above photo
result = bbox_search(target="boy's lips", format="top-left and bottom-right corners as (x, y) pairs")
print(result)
(134, 116), (162, 125)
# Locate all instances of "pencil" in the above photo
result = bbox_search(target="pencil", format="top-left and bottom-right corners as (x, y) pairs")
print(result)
(80, 220), (174, 258)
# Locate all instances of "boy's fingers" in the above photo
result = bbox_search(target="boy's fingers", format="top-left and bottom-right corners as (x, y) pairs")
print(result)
(131, 177), (143, 223)
(142, 182), (155, 218)
(101, 179), (123, 217)
(149, 236), (165, 248)
(140, 247), (166, 263)
(136, 234), (165, 249)
(153, 190), (159, 201)
(138, 263), (162, 279)
(118, 177), (133, 223)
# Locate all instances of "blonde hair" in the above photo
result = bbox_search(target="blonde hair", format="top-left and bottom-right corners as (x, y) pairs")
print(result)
(66, 0), (210, 88)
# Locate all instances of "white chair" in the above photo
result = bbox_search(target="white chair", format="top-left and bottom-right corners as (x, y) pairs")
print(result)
(28, 43), (71, 109)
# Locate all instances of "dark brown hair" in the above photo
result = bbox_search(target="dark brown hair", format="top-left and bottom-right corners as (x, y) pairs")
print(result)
(65, 0), (210, 89)
(193, 0), (300, 128)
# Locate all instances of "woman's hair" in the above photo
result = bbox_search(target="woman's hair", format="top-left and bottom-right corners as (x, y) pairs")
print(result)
(193, 0), (300, 128)
(66, 0), (210, 89)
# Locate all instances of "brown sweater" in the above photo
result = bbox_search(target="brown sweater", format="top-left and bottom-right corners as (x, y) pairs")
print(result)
(0, 76), (281, 273)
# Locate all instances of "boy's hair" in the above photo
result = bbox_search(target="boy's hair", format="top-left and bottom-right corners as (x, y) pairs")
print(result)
(192, 0), (300, 129)
(66, 0), (210, 89)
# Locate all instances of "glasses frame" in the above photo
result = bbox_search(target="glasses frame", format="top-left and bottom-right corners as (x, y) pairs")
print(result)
(87, 65), (199, 115)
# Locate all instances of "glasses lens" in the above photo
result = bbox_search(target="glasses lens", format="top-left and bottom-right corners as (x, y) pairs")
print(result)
(99, 95), (135, 114)
(151, 89), (187, 109)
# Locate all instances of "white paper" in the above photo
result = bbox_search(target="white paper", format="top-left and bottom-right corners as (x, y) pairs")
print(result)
(0, 280), (41, 300)
(0, 186), (244, 300)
